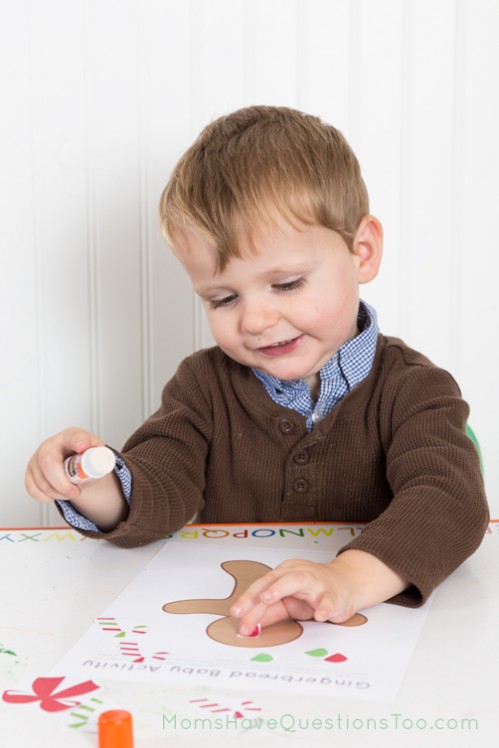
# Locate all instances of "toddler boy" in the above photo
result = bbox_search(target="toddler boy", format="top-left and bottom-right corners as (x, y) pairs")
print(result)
(25, 106), (488, 635)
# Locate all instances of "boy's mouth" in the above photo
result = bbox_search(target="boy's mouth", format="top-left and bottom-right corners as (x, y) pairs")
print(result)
(257, 335), (303, 357)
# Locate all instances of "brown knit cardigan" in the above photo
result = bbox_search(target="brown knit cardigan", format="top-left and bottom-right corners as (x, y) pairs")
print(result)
(73, 335), (489, 607)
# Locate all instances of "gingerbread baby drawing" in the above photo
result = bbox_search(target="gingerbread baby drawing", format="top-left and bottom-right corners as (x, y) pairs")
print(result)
(163, 560), (367, 648)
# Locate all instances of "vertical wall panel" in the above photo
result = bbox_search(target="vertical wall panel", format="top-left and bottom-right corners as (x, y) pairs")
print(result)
(141, 0), (195, 413)
(350, 0), (405, 334)
(31, 0), (95, 525)
(245, 0), (300, 105)
(454, 0), (499, 493)
(1, 0), (42, 524)
(305, 0), (351, 129)
(83, 0), (144, 445)
(29, 0), (93, 437)
(189, 0), (247, 121)
(402, 0), (457, 370)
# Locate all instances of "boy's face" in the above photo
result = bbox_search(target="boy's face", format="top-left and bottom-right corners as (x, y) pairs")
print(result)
(176, 217), (381, 394)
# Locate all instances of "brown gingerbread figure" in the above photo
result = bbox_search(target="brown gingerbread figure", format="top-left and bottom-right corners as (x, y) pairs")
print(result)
(163, 560), (367, 648)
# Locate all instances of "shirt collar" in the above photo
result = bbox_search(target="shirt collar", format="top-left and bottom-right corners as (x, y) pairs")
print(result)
(253, 300), (378, 400)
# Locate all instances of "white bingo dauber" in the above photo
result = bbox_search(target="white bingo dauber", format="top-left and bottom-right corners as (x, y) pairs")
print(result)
(63, 446), (116, 484)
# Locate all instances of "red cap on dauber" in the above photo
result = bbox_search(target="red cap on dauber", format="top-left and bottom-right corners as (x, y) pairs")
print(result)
(98, 710), (134, 748)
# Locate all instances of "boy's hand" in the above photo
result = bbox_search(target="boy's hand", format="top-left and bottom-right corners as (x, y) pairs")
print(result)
(25, 428), (105, 503)
(25, 428), (129, 531)
(230, 550), (408, 636)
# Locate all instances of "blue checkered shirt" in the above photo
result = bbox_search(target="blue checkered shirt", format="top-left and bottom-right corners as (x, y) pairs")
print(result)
(253, 300), (379, 430)
(58, 300), (379, 531)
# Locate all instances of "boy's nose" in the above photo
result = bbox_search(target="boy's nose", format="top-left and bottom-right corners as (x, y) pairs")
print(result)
(240, 298), (279, 335)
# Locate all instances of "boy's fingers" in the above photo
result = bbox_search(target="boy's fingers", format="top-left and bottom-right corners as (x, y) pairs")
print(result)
(35, 452), (80, 500)
(258, 571), (313, 606)
(24, 469), (55, 504)
(230, 584), (268, 618)
(233, 600), (268, 637)
(25, 428), (106, 505)
(313, 593), (357, 624)
(27, 450), (78, 502)
(236, 595), (313, 635)
(28, 428), (104, 500)
(281, 596), (315, 621)
(25, 465), (78, 502)
(313, 595), (336, 622)
(236, 600), (293, 637)
(66, 431), (105, 454)
(230, 566), (290, 617)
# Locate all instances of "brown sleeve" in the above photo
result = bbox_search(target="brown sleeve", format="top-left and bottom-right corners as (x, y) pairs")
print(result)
(58, 357), (213, 547)
(338, 364), (489, 606)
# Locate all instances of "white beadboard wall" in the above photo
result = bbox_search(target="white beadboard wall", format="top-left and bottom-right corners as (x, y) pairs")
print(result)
(1, 0), (498, 526)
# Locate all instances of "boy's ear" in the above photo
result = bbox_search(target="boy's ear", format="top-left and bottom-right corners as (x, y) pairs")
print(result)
(353, 215), (383, 284)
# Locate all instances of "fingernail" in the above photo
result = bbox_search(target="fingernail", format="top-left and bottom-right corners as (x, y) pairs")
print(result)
(237, 623), (261, 639)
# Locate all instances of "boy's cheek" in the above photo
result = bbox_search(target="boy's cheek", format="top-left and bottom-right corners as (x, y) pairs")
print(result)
(206, 315), (229, 341)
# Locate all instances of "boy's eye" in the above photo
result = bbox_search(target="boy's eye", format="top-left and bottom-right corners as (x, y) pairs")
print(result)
(208, 294), (237, 310)
(273, 277), (307, 292)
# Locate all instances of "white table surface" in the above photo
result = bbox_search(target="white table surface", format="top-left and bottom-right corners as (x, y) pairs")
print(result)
(1, 522), (497, 747)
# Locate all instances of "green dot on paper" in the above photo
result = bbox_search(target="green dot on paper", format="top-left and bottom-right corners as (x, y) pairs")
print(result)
(305, 648), (328, 657)
(251, 653), (273, 662)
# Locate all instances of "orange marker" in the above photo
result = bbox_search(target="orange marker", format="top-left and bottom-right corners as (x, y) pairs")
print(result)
(98, 710), (134, 748)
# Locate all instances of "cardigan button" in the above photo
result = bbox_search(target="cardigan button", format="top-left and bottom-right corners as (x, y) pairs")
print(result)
(293, 449), (309, 465)
(293, 478), (309, 493)
(279, 418), (294, 434)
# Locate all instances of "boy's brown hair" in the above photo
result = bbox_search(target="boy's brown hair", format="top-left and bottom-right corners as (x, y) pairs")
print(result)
(159, 105), (369, 270)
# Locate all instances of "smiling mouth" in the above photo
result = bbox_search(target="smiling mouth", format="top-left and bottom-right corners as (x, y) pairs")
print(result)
(257, 336), (303, 356)
(269, 338), (295, 347)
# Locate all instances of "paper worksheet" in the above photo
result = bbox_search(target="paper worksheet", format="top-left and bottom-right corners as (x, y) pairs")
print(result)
(52, 524), (432, 701)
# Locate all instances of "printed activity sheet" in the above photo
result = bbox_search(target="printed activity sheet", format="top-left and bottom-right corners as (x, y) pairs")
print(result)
(52, 524), (433, 701)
